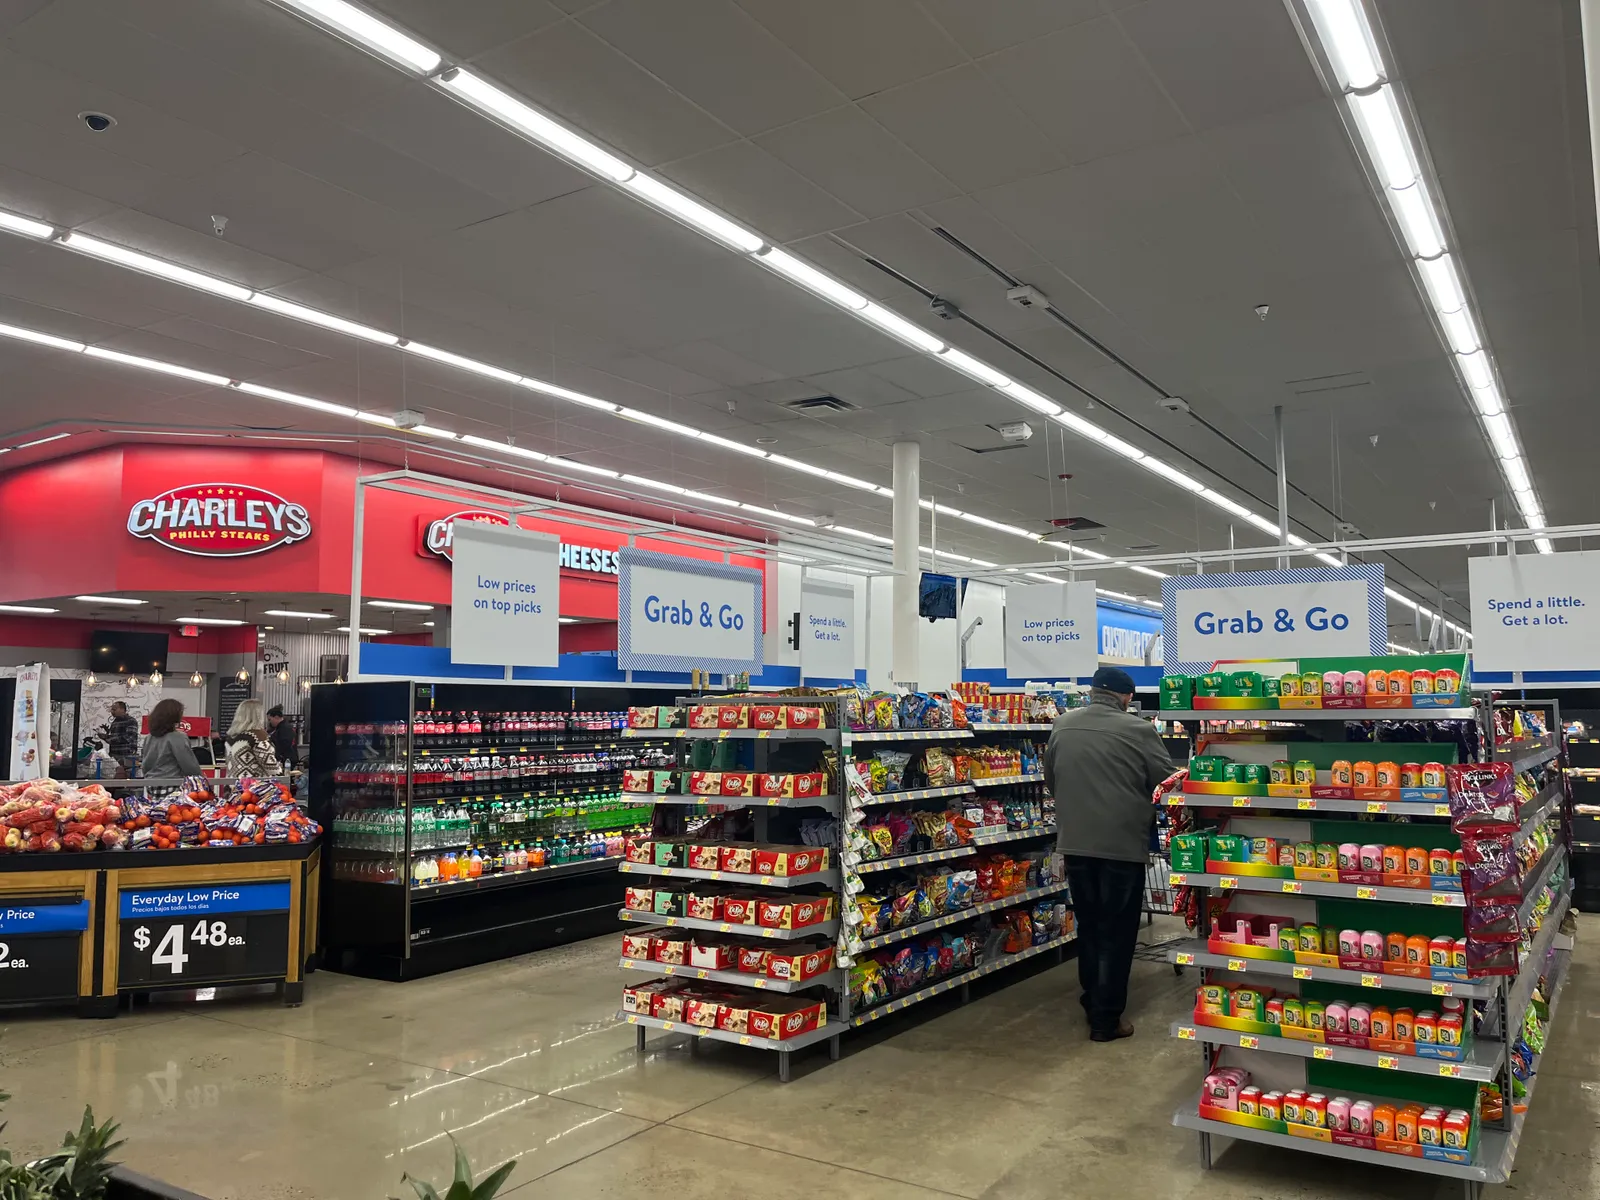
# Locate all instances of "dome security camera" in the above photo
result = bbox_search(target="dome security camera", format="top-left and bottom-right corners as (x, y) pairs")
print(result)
(79, 112), (116, 132)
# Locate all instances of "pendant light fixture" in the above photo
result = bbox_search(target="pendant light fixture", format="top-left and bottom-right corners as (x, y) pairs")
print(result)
(148, 669), (162, 685)
(84, 670), (96, 687)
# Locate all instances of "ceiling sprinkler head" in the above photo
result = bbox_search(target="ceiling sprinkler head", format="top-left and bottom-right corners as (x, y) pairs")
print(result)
(211, 214), (228, 237)
(1255, 304), (1270, 320)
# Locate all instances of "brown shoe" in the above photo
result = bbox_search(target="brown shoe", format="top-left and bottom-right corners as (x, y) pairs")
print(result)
(1090, 1020), (1134, 1042)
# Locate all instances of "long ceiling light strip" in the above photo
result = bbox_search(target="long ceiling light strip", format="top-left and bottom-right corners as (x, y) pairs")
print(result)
(256, 0), (1460, 609)
(1302, 0), (1547, 556)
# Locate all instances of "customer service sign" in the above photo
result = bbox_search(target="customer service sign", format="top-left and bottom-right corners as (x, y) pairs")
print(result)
(1162, 565), (1386, 676)
(616, 549), (763, 675)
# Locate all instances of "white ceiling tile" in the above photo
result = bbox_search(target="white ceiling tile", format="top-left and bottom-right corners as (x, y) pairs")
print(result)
(918, 0), (1106, 57)
(978, 18), (1187, 165)
(660, 140), (861, 241)
(366, 0), (566, 60)
(859, 64), (1067, 192)
(733, 0), (964, 100)
(755, 106), (959, 219)
(577, 0), (846, 137)
(1114, 0), (1324, 131)
(471, 19), (737, 167)
(1375, 0), (1566, 81)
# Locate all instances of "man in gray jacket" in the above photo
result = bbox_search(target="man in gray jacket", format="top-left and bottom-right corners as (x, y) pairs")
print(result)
(1043, 666), (1177, 1041)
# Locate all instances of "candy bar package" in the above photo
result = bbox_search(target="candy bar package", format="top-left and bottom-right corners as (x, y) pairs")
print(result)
(1447, 762), (1518, 835)
(1465, 903), (1522, 941)
(1462, 835), (1523, 901)
(1466, 937), (1519, 977)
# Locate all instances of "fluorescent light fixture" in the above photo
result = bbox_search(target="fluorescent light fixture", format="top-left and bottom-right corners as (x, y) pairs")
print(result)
(402, 341), (521, 384)
(1242, 511), (1283, 536)
(951, 511), (1036, 540)
(0, 322), (86, 353)
(1135, 456), (1205, 493)
(1438, 307), (1479, 355)
(1457, 350), (1493, 391)
(1503, 456), (1532, 493)
(74, 595), (144, 605)
(1059, 545), (1110, 560)
(621, 473), (686, 495)
(1417, 254), (1466, 314)
(1483, 412), (1518, 459)
(1050, 410), (1108, 442)
(422, 620), (435, 626)
(1314, 552), (1344, 567)
(823, 471), (882, 492)
(1387, 181), (1444, 259)
(558, 617), (580, 624)
(176, 617), (244, 626)
(264, 609), (336, 619)
(357, 411), (398, 426)
(236, 381), (358, 418)
(12, 433), (70, 450)
(740, 503), (815, 526)
(369, 600), (434, 611)
(1005, 383), (1060, 416)
(248, 293), (398, 344)
(1098, 433), (1146, 461)
(1199, 489), (1254, 520)
(616, 407), (701, 438)
(0, 208), (53, 238)
(517, 378), (619, 412)
(767, 455), (830, 479)
(621, 173), (763, 253)
(1348, 87), (1416, 190)
(1535, 538), (1554, 554)
(698, 432), (768, 458)
(411, 425), (456, 439)
(834, 526), (893, 545)
(856, 302), (944, 353)
(1469, 380), (1505, 417)
(272, 0), (441, 72)
(937, 346), (1011, 389)
(1130, 565), (1168, 579)
(1025, 572), (1061, 583)
(1305, 0), (1384, 89)
(61, 234), (253, 302)
(336, 626), (391, 635)
(0, 604), (58, 614)
(436, 69), (635, 183)
(83, 347), (229, 386)
(754, 248), (867, 310)
(547, 457), (619, 479)
(682, 488), (739, 507)
(458, 433), (546, 461)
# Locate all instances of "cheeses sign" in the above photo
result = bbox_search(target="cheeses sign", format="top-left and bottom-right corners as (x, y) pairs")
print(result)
(126, 483), (312, 557)
(420, 511), (622, 576)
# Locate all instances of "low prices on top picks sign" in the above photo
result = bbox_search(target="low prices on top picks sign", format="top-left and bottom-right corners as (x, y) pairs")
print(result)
(617, 548), (762, 675)
(1469, 549), (1600, 672)
(1004, 582), (1098, 680)
(450, 520), (561, 668)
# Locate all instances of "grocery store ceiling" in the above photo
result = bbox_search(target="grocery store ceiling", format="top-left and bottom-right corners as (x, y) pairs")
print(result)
(0, 0), (1593, 631)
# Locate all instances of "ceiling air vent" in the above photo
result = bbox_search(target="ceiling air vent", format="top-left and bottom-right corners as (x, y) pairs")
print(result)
(1128, 543), (1160, 551)
(1049, 516), (1105, 531)
(785, 395), (855, 414)
(961, 442), (1027, 455)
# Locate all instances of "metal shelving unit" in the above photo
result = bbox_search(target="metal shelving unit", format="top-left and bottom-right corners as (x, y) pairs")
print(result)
(1173, 1019), (1502, 1080)
(854, 882), (1069, 952)
(1161, 707), (1477, 722)
(972, 772), (1044, 788)
(1167, 872), (1466, 906)
(1164, 793), (1452, 817)
(618, 860), (841, 889)
(850, 932), (1074, 1026)
(1163, 940), (1496, 999)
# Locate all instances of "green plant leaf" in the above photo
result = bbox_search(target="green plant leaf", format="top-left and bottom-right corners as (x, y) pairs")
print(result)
(396, 1173), (440, 1200)
(470, 1159), (516, 1199)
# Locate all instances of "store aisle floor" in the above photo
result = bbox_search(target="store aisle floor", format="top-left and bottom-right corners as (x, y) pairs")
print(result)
(2, 918), (1596, 1199)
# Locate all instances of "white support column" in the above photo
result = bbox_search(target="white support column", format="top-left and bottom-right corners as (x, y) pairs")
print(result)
(892, 441), (920, 689)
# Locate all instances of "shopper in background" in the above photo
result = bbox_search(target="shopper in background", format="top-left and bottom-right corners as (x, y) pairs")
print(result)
(140, 698), (204, 780)
(266, 704), (297, 769)
(226, 699), (282, 778)
(1043, 666), (1175, 1042)
(104, 700), (139, 772)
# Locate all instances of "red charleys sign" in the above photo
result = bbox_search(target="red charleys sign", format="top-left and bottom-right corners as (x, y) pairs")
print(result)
(419, 510), (621, 575)
(126, 483), (313, 557)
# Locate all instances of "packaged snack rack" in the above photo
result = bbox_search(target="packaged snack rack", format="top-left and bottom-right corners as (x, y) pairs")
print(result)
(1160, 676), (1571, 1199)
(309, 679), (673, 978)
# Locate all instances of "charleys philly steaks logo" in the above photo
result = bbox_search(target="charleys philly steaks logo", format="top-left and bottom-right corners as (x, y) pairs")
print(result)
(127, 483), (312, 557)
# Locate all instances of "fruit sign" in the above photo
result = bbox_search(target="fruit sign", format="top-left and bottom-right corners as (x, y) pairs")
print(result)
(127, 483), (312, 557)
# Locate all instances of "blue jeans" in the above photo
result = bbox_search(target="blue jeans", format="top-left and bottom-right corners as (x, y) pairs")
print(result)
(1064, 856), (1146, 1036)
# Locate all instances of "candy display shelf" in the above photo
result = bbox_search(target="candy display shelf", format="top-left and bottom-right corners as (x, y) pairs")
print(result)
(620, 1010), (848, 1055)
(621, 792), (843, 812)
(855, 783), (974, 806)
(971, 824), (1057, 847)
(1162, 707), (1477, 722)
(618, 908), (840, 939)
(1503, 744), (1559, 775)
(618, 861), (842, 889)
(1163, 940), (1498, 1000)
(855, 882), (1069, 952)
(972, 773), (1044, 788)
(967, 722), (1054, 732)
(1167, 873), (1467, 906)
(618, 955), (839, 995)
(849, 729), (973, 743)
(850, 932), (1075, 1027)
(1166, 794), (1452, 818)
(1172, 1020), (1503, 1081)
(856, 845), (975, 873)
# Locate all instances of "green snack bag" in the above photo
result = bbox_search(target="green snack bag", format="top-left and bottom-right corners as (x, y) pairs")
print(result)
(1225, 671), (1262, 698)
(1188, 754), (1223, 781)
(1210, 834), (1248, 863)
(1161, 675), (1194, 709)
(1261, 676), (1281, 698)
(1170, 833), (1208, 872)
(1196, 673), (1227, 697)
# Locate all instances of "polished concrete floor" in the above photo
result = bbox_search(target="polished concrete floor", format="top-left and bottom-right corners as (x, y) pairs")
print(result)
(2, 918), (1596, 1199)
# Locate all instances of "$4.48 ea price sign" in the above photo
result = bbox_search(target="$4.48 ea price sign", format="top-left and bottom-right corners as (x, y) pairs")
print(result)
(118, 882), (290, 988)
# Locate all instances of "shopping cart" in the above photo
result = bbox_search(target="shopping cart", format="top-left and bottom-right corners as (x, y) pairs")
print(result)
(1132, 771), (1188, 973)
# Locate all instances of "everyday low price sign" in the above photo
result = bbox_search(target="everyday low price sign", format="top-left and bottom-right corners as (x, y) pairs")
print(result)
(800, 578), (855, 682)
(1004, 582), (1099, 680)
(617, 549), (762, 674)
(118, 882), (290, 988)
(1162, 566), (1386, 676)
(1469, 549), (1600, 672)
(450, 520), (561, 668)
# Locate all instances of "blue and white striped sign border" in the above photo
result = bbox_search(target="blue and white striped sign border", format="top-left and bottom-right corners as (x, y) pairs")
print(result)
(616, 547), (764, 675)
(1160, 564), (1386, 677)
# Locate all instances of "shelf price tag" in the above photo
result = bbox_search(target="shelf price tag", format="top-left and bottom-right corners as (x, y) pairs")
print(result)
(1355, 887), (1378, 900)
(1219, 877), (1238, 889)
(1432, 982), (1451, 996)
(1313, 1046), (1334, 1060)
(1366, 802), (1387, 814)
(1166, 795), (1184, 806)
(1434, 804), (1452, 817)
(1293, 967), (1313, 980)
(1174, 953), (1196, 966)
(1170, 874), (1187, 887)
(1177, 1026), (1196, 1040)
(1227, 959), (1246, 972)
(1430, 893), (1454, 906)
(1297, 798), (1316, 810)
(1438, 1064), (1462, 1078)
(1281, 881), (1303, 894)
(1376, 1055), (1399, 1070)
(1238, 1036), (1259, 1049)
(1232, 797), (1252, 808)
(1360, 974), (1382, 988)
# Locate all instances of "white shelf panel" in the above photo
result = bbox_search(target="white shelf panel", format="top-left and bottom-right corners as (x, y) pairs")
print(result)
(619, 861), (839, 889)
(971, 773), (1044, 788)
(618, 909), (838, 940)
(1171, 1021), (1500, 1081)
(619, 1011), (845, 1052)
(847, 729), (973, 742)
(1170, 873), (1465, 906)
(1162, 939), (1496, 999)
(1166, 793), (1451, 817)
(1161, 707), (1476, 721)
(617, 956), (838, 994)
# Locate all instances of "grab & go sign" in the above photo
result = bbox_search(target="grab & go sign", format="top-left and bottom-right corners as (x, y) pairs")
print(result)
(1162, 565), (1386, 675)
(617, 549), (762, 674)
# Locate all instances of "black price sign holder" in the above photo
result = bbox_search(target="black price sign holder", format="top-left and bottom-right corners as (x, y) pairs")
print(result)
(0, 868), (97, 1010)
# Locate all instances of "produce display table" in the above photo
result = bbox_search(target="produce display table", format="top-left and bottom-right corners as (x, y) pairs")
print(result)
(0, 842), (320, 1016)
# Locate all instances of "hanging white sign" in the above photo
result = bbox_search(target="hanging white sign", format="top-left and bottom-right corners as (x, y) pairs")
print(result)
(617, 549), (763, 674)
(450, 521), (561, 668)
(1468, 549), (1600, 672)
(800, 579), (855, 682)
(9, 662), (48, 781)
(1005, 582), (1099, 680)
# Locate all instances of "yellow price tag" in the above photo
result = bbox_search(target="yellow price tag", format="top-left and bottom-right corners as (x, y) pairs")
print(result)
(662, 1021), (675, 1031)
(1170, 874), (1187, 886)
(1377, 1055), (1398, 1070)
(626, 1015), (638, 1024)
(738, 1036), (752, 1045)
(1297, 798), (1316, 810)
(1432, 982), (1451, 996)
(1434, 804), (1452, 817)
(1361, 973), (1382, 988)
(1232, 796), (1252, 808)
(1227, 959), (1246, 972)
(1438, 1064), (1461, 1077)
(718, 730), (731, 739)
(753, 978), (767, 989)
(1282, 881), (1303, 894)
(1431, 893), (1453, 906)
(1167, 795), (1184, 806)
(1239, 1036), (1259, 1049)
(1293, 967), (1313, 980)
(1175, 953), (1196, 966)
(1313, 1046), (1334, 1060)
(662, 965), (676, 975)
(758, 730), (771, 738)
(1219, 877), (1238, 889)
(1366, 801), (1387, 813)
(1178, 1026), (1197, 1040)
(620, 911), (632, 921)
(660, 867), (673, 875)
(1356, 887), (1377, 900)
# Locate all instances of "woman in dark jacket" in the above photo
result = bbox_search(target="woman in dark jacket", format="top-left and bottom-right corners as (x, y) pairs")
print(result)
(140, 698), (203, 779)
